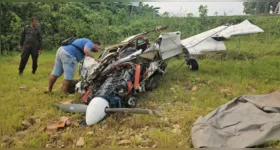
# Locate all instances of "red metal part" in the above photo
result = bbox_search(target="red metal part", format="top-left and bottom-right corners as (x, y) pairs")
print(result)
(81, 87), (93, 103)
(142, 67), (149, 77)
(134, 65), (141, 89)
(127, 81), (133, 94)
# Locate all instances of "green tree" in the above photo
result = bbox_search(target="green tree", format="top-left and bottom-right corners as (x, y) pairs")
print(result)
(198, 5), (208, 18)
(186, 13), (194, 17)
(162, 12), (169, 17)
(243, 2), (278, 14)
(214, 12), (218, 16)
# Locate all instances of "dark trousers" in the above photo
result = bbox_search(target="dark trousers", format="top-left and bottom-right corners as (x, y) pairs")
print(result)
(19, 46), (38, 73)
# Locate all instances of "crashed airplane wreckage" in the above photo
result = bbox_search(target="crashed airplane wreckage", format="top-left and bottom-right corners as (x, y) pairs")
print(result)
(53, 20), (264, 126)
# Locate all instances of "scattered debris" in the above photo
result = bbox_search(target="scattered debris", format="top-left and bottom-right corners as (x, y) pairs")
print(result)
(50, 134), (59, 140)
(15, 131), (28, 137)
(27, 118), (36, 125)
(65, 120), (71, 126)
(173, 124), (180, 129)
(118, 139), (132, 145)
(2, 136), (11, 143)
(56, 140), (65, 148)
(45, 116), (70, 135)
(220, 88), (232, 96)
(120, 135), (130, 140)
(21, 120), (32, 129)
(160, 117), (169, 123)
(86, 131), (94, 136)
(72, 121), (80, 127)
(60, 145), (66, 148)
(19, 85), (28, 90)
(76, 137), (85, 147)
(79, 119), (86, 128)
(45, 144), (53, 148)
(191, 86), (198, 92)
(141, 139), (152, 145)
(172, 128), (182, 135)
(164, 127), (170, 132)
(207, 80), (213, 85)
(35, 119), (41, 125)
(246, 86), (257, 92)
(220, 88), (231, 93)
(1, 136), (13, 148)
(57, 116), (70, 128)
(143, 126), (149, 132)
(134, 135), (143, 143)
(60, 100), (73, 104)
(177, 141), (184, 147)
(172, 124), (182, 135)
(31, 87), (39, 91)
(46, 121), (57, 133)
(184, 83), (193, 91)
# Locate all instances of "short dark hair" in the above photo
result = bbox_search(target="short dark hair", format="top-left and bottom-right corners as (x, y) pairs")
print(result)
(30, 17), (38, 22)
(94, 41), (101, 45)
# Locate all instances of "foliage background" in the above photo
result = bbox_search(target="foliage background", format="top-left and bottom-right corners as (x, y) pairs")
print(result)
(1, 2), (279, 55)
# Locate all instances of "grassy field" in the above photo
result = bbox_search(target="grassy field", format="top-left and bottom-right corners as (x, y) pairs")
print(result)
(0, 33), (280, 148)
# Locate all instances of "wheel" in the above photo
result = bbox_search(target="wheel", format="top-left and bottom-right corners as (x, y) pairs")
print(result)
(145, 77), (158, 91)
(160, 62), (167, 72)
(188, 58), (199, 71)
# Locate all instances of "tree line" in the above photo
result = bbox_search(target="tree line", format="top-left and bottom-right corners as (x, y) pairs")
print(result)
(0, 2), (279, 55)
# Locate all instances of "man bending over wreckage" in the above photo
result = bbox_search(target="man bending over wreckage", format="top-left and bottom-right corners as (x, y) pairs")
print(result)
(45, 38), (101, 97)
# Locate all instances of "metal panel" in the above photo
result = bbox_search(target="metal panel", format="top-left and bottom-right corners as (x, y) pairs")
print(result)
(159, 31), (183, 60)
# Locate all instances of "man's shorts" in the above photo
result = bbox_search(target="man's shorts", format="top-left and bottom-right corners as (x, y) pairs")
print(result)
(51, 47), (77, 80)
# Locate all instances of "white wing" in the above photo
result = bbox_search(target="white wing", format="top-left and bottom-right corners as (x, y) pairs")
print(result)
(182, 19), (264, 55)
(159, 20), (264, 59)
(213, 19), (264, 39)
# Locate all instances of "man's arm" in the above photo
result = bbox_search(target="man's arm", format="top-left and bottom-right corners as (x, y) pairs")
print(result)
(38, 29), (43, 51)
(18, 27), (25, 50)
(83, 41), (95, 58)
(84, 45), (93, 58)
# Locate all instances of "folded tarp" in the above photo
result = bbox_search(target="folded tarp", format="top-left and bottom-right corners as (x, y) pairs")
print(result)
(191, 90), (280, 148)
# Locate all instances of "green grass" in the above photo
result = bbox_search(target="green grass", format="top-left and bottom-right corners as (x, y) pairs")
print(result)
(0, 36), (280, 148)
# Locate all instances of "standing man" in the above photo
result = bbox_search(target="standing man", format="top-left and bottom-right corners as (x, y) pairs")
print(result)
(45, 38), (101, 96)
(18, 17), (42, 75)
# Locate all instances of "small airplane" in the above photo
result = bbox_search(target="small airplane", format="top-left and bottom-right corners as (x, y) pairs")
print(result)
(53, 20), (264, 126)
(159, 19), (264, 70)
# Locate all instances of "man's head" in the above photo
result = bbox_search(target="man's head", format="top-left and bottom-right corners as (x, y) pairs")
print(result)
(93, 41), (101, 52)
(31, 17), (38, 28)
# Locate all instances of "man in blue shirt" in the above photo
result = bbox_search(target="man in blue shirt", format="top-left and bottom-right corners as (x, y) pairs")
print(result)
(45, 38), (101, 96)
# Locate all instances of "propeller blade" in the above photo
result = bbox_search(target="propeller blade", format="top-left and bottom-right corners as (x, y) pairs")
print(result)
(52, 104), (88, 113)
(105, 108), (163, 115)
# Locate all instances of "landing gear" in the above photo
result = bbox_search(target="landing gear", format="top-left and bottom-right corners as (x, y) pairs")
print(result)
(182, 45), (199, 71)
(146, 77), (158, 91)
(187, 58), (199, 71)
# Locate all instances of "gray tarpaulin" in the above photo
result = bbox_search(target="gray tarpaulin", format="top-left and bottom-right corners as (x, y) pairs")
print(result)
(191, 90), (280, 148)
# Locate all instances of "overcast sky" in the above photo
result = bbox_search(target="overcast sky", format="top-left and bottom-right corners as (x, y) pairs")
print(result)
(144, 2), (245, 16)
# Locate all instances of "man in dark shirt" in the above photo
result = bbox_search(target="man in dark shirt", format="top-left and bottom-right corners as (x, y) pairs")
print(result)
(18, 17), (42, 75)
